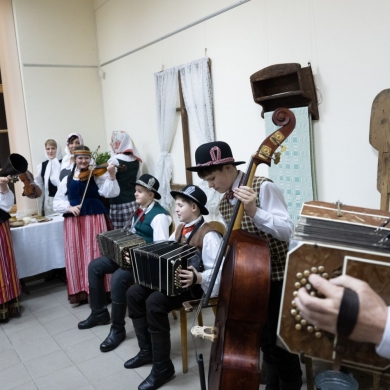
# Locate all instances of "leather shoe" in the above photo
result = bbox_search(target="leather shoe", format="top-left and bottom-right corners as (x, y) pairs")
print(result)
(124, 351), (152, 369)
(100, 326), (126, 352)
(78, 311), (110, 329)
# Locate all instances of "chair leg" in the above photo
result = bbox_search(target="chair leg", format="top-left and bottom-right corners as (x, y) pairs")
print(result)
(197, 310), (203, 327)
(180, 308), (188, 373)
(304, 356), (315, 390)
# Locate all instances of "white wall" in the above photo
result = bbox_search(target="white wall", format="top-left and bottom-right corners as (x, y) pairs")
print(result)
(94, 0), (390, 210)
(12, 0), (106, 172)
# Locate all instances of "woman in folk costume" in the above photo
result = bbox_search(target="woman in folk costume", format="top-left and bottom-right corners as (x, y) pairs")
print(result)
(54, 146), (119, 304)
(0, 176), (21, 321)
(108, 130), (142, 229)
(34, 139), (63, 216)
(59, 133), (83, 181)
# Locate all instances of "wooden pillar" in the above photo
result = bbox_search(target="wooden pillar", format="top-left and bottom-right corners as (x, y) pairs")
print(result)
(0, 0), (36, 213)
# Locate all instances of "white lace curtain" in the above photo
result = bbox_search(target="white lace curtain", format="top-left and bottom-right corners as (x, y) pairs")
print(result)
(154, 57), (220, 217)
(154, 68), (179, 210)
(179, 58), (221, 220)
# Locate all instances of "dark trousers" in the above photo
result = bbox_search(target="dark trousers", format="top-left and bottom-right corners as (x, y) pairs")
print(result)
(127, 284), (203, 334)
(261, 281), (302, 383)
(88, 256), (134, 304)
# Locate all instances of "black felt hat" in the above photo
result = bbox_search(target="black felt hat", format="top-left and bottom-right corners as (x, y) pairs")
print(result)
(171, 185), (209, 215)
(186, 141), (245, 172)
(130, 174), (161, 200)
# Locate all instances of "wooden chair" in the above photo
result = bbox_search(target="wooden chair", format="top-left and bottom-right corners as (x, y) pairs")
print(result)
(208, 220), (226, 236)
(172, 297), (218, 373)
(172, 220), (224, 373)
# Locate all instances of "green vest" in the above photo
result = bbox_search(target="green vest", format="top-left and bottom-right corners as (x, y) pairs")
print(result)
(109, 159), (139, 205)
(135, 202), (169, 243)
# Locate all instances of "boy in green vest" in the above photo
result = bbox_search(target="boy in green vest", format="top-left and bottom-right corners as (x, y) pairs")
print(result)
(124, 185), (222, 390)
(187, 141), (302, 390)
(78, 174), (171, 354)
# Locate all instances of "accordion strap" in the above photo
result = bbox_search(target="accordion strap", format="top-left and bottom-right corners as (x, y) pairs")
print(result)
(179, 217), (204, 245)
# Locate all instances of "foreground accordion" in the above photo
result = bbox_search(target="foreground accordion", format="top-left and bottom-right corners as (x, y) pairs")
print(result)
(278, 201), (390, 371)
(97, 229), (146, 270)
(131, 241), (200, 296)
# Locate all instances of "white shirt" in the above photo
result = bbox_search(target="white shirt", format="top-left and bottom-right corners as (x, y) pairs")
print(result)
(132, 200), (171, 241)
(0, 187), (15, 213)
(228, 171), (293, 242)
(376, 307), (390, 359)
(169, 216), (223, 297)
(53, 170), (120, 213)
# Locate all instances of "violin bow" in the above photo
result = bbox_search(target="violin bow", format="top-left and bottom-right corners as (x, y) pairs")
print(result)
(77, 145), (101, 213)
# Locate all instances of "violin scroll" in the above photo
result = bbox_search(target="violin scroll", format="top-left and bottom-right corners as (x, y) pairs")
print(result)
(19, 171), (42, 199)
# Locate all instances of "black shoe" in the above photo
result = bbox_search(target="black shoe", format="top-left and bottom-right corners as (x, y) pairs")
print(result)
(100, 301), (127, 352)
(125, 317), (152, 369)
(138, 360), (175, 390)
(100, 326), (126, 352)
(78, 310), (110, 329)
(137, 332), (175, 390)
(125, 350), (153, 369)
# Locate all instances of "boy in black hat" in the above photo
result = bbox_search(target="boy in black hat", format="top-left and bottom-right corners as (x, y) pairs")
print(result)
(78, 174), (171, 354)
(124, 184), (222, 390)
(187, 141), (302, 390)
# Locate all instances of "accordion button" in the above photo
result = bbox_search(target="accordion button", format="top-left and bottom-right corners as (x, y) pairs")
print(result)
(307, 326), (314, 333)
(294, 282), (301, 289)
(311, 267), (318, 273)
(303, 270), (310, 277)
(318, 266), (325, 273)
(291, 309), (298, 316)
(300, 278), (307, 285)
(296, 272), (303, 279)
(295, 324), (302, 330)
(315, 332), (322, 338)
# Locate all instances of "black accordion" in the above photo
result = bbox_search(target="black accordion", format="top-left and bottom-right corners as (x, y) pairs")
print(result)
(97, 229), (146, 270)
(132, 241), (201, 296)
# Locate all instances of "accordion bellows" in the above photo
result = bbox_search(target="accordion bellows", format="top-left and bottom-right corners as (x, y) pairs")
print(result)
(131, 241), (201, 296)
(97, 229), (146, 269)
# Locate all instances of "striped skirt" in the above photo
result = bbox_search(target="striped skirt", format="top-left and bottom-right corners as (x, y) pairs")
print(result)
(64, 214), (111, 304)
(109, 201), (138, 230)
(0, 221), (21, 320)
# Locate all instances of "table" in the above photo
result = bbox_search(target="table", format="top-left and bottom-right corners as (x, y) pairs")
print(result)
(10, 215), (66, 278)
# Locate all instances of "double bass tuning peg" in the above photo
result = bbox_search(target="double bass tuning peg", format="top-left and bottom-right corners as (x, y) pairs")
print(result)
(272, 145), (287, 165)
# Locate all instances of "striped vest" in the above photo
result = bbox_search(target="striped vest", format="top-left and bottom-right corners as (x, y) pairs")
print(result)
(219, 176), (289, 281)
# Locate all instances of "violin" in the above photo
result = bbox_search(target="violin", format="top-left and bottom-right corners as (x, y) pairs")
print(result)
(193, 108), (296, 390)
(19, 170), (42, 199)
(78, 163), (127, 181)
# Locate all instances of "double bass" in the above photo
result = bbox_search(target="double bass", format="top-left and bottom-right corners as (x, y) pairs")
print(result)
(192, 107), (296, 390)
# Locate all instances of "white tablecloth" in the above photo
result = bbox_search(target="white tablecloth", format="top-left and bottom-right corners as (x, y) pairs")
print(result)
(10, 215), (65, 278)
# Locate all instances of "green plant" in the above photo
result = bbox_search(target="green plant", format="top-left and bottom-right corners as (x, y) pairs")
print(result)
(95, 152), (111, 165)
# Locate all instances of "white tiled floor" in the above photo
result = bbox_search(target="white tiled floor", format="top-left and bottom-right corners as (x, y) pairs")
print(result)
(0, 279), (309, 390)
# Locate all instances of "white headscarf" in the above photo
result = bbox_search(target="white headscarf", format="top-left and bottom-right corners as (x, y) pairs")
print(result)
(43, 138), (62, 190)
(61, 133), (84, 169)
(111, 131), (142, 162)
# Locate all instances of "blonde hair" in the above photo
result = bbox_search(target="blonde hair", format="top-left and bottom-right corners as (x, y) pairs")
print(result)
(45, 139), (57, 148)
